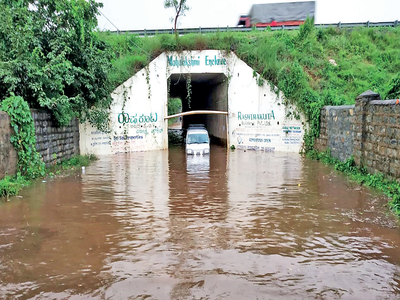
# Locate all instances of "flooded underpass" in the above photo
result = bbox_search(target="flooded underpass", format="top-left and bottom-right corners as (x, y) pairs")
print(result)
(1, 146), (400, 299)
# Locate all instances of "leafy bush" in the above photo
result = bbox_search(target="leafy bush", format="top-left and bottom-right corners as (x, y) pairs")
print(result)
(1, 95), (45, 179)
(168, 98), (182, 115)
(167, 98), (182, 125)
(0, 0), (114, 130)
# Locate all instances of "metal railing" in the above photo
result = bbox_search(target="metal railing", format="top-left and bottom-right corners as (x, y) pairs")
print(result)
(111, 20), (398, 36)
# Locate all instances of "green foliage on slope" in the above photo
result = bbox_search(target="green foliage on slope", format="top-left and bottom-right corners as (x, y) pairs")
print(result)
(385, 74), (400, 99)
(100, 20), (400, 151)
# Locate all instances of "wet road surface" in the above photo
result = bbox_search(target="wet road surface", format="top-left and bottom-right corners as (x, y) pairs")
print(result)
(1, 146), (400, 299)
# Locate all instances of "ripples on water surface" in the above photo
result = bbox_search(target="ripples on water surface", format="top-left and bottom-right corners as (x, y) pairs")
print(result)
(0, 146), (400, 299)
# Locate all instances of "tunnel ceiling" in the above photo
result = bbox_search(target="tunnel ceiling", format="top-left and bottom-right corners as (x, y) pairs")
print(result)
(169, 73), (226, 98)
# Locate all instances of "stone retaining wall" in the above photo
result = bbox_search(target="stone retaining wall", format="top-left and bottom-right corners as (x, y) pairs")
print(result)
(353, 92), (400, 180)
(0, 112), (17, 178)
(315, 90), (400, 181)
(314, 105), (355, 162)
(32, 109), (80, 167)
(0, 109), (80, 179)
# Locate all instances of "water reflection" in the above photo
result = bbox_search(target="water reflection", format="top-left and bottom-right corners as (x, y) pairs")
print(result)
(0, 146), (399, 299)
(186, 154), (210, 175)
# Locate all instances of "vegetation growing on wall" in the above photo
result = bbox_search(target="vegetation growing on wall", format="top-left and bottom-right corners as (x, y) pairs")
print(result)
(185, 74), (192, 108)
(100, 20), (400, 151)
(0, 95), (44, 198)
(1, 96), (45, 179)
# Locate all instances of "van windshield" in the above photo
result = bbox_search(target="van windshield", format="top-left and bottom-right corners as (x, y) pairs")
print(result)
(187, 133), (209, 144)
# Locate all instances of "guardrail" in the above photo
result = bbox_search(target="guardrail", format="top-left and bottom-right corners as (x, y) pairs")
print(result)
(111, 20), (399, 36)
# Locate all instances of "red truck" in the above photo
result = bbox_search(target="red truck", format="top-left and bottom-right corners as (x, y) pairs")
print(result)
(237, 1), (315, 27)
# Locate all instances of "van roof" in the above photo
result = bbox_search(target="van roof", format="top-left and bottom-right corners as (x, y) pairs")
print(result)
(187, 128), (208, 134)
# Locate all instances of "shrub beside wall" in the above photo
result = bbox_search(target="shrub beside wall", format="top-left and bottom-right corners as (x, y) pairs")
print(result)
(0, 109), (80, 179)
(0, 112), (17, 178)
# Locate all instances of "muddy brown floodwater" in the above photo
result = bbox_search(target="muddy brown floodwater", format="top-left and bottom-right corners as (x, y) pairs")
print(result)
(1, 146), (400, 299)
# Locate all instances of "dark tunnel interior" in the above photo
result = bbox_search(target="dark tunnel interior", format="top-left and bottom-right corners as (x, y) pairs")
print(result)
(168, 73), (228, 146)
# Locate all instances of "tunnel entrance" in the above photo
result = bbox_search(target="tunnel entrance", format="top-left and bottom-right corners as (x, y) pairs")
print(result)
(168, 73), (228, 146)
(80, 50), (306, 155)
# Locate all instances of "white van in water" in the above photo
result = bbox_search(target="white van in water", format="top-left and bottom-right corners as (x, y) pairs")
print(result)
(186, 125), (210, 155)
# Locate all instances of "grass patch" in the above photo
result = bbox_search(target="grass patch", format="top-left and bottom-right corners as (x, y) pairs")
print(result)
(308, 149), (400, 216)
(59, 154), (98, 169)
(0, 175), (29, 198)
(0, 154), (98, 200)
(46, 154), (98, 176)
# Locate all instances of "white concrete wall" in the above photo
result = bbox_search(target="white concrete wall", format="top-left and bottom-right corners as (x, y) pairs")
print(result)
(80, 55), (169, 155)
(226, 54), (305, 152)
(80, 50), (305, 155)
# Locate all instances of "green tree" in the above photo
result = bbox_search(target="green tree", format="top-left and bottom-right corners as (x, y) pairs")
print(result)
(164, 0), (190, 35)
(167, 97), (182, 125)
(0, 0), (113, 131)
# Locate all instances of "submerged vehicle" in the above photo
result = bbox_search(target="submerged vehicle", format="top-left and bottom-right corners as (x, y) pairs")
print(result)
(185, 125), (210, 155)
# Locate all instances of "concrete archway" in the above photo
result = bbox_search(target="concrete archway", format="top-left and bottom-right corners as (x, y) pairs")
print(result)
(80, 50), (305, 155)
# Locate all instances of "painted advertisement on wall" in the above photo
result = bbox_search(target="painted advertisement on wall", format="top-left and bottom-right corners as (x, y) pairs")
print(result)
(229, 107), (304, 153)
(80, 71), (167, 155)
(227, 54), (305, 153)
(231, 123), (304, 152)
(111, 111), (164, 154)
(80, 109), (166, 155)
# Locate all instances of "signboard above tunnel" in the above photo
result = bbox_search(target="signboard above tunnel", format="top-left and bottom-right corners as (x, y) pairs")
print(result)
(167, 54), (227, 67)
(80, 50), (306, 155)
